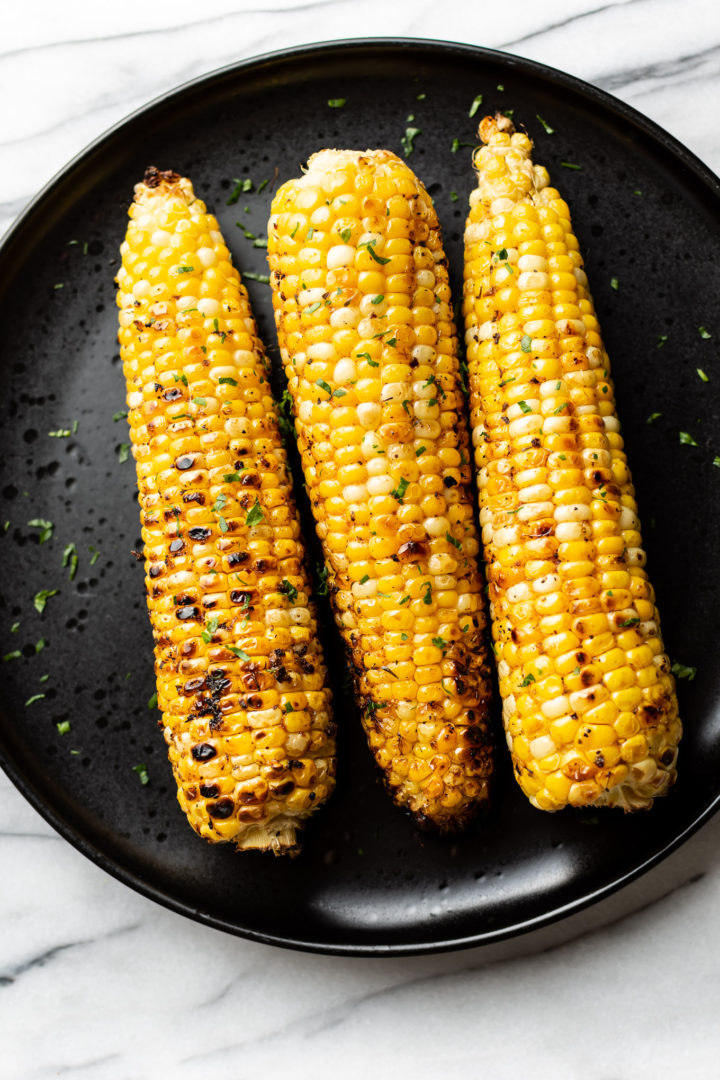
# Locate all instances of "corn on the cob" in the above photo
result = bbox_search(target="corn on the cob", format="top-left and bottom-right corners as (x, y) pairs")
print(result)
(116, 167), (336, 853)
(267, 149), (494, 830)
(463, 115), (681, 811)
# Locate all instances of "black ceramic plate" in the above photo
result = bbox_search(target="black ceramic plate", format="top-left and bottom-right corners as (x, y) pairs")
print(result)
(1, 39), (719, 956)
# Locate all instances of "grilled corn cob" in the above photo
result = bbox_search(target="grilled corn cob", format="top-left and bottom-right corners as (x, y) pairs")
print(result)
(267, 149), (494, 830)
(463, 115), (681, 811)
(116, 167), (335, 852)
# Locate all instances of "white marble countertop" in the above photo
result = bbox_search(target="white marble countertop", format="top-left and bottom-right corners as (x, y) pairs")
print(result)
(3, 2), (720, 1076)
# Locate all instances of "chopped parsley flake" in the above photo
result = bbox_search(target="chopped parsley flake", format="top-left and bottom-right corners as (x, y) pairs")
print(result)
(451, 139), (475, 153)
(560, 161), (582, 170)
(671, 661), (697, 681)
(3, 651), (21, 662)
(446, 531), (462, 550)
(229, 646), (251, 661)
(432, 636), (448, 649)
(520, 334), (532, 352)
(117, 443), (131, 464)
(359, 574), (370, 585)
(416, 445), (427, 457)
(62, 542), (78, 580)
(359, 239), (390, 265)
(245, 498), (264, 526)
(610, 276), (619, 291)
(147, 692), (158, 710)
(391, 477), (410, 502)
(316, 564), (329, 596)
(28, 519), (54, 544)
(56, 721), (71, 735)
(35, 638), (45, 653)
(279, 579), (298, 603)
(371, 294), (384, 305)
(227, 177), (253, 204)
(699, 326), (712, 339)
(328, 98), (346, 108)
(401, 126), (421, 157)
(520, 673), (536, 687)
(112, 410), (128, 422)
(242, 272), (270, 283)
(132, 764), (149, 785)
(34, 589), (58, 614)
(679, 431), (698, 446)
(657, 335), (668, 348)
(697, 368), (709, 382)
(422, 582), (432, 605)
(468, 93), (484, 118)
(646, 412), (662, 424)
(223, 472), (242, 482)
(536, 115), (554, 134)
(518, 400), (532, 414)
(176, 265), (194, 274)
(25, 694), (45, 707)
(316, 378), (333, 395)
(201, 616), (220, 643)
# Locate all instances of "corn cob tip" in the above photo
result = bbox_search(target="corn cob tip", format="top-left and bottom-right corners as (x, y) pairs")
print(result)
(234, 820), (300, 856)
(478, 113), (517, 143)
(142, 165), (182, 188)
(133, 167), (193, 206)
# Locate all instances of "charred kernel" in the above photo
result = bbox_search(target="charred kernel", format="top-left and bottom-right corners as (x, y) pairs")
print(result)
(227, 551), (250, 566)
(182, 491), (205, 505)
(175, 455), (195, 470)
(271, 780), (295, 796)
(397, 540), (428, 562)
(169, 539), (185, 553)
(191, 742), (217, 761)
(148, 564), (162, 578)
(183, 676), (206, 693)
(207, 798), (235, 819)
(199, 783), (219, 798)
(176, 605), (199, 620)
(230, 589), (253, 605)
(188, 527), (212, 541)
(163, 388), (183, 400)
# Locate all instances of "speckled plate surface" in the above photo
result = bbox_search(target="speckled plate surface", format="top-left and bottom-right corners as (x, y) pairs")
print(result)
(1, 39), (719, 955)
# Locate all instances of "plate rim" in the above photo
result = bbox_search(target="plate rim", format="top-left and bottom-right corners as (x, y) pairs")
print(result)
(1, 35), (719, 956)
